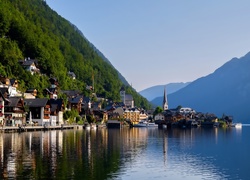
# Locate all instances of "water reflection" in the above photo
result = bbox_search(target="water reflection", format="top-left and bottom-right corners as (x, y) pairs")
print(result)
(0, 126), (248, 179)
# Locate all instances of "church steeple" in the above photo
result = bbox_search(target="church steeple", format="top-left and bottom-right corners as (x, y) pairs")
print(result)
(163, 87), (168, 110)
(120, 86), (126, 104)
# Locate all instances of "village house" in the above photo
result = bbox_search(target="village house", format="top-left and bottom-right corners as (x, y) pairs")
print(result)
(107, 111), (120, 120)
(139, 110), (148, 121)
(105, 105), (124, 120)
(68, 71), (76, 79)
(24, 98), (51, 126)
(10, 79), (18, 88)
(221, 114), (233, 125)
(44, 88), (58, 99)
(24, 89), (37, 99)
(49, 77), (59, 89)
(154, 112), (165, 122)
(91, 109), (108, 123)
(8, 85), (21, 97)
(199, 113), (218, 127)
(68, 95), (83, 114)
(146, 109), (154, 121)
(61, 90), (90, 114)
(86, 85), (93, 91)
(0, 76), (10, 87)
(0, 91), (8, 125)
(4, 97), (25, 126)
(0, 87), (9, 99)
(120, 87), (134, 108)
(163, 109), (184, 124)
(61, 90), (81, 98)
(80, 96), (91, 114)
(92, 101), (102, 110)
(123, 108), (140, 124)
(124, 94), (134, 108)
(19, 58), (40, 75)
(0, 77), (22, 97)
(49, 98), (64, 126)
(112, 106), (124, 118)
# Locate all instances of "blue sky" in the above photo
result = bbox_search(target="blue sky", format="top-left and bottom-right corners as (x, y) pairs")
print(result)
(46, 0), (250, 91)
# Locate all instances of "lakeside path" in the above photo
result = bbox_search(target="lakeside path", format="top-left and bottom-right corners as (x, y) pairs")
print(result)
(0, 125), (82, 133)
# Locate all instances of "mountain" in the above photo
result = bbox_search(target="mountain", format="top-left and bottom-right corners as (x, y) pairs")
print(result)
(0, 0), (150, 108)
(165, 52), (250, 123)
(140, 82), (190, 101)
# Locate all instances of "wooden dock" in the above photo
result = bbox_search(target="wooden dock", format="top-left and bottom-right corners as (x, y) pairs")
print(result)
(0, 125), (83, 133)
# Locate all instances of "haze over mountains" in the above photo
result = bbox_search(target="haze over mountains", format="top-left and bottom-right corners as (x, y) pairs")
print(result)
(145, 52), (250, 123)
(139, 82), (190, 101)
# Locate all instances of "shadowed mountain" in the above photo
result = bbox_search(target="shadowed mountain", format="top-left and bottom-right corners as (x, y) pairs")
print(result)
(165, 52), (250, 123)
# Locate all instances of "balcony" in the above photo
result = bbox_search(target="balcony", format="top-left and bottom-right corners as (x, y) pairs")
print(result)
(44, 110), (51, 114)
(13, 110), (24, 113)
(44, 115), (50, 119)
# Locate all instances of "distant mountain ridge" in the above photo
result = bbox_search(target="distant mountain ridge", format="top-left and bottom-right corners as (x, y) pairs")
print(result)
(154, 52), (250, 123)
(139, 82), (190, 101)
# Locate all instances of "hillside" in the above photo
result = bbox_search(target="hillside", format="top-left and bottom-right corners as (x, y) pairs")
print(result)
(166, 52), (250, 123)
(72, 24), (130, 86)
(0, 0), (150, 108)
(139, 82), (190, 101)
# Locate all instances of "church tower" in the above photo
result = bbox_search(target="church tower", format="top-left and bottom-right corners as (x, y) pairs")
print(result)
(120, 86), (126, 104)
(162, 87), (168, 110)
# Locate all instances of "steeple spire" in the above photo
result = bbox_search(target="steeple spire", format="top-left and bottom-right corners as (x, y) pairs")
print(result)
(163, 87), (168, 110)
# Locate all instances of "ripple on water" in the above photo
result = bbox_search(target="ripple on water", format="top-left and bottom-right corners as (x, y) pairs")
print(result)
(109, 137), (229, 180)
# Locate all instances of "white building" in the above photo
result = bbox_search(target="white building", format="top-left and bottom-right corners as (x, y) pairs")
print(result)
(154, 112), (165, 121)
(179, 107), (196, 114)
(120, 87), (134, 108)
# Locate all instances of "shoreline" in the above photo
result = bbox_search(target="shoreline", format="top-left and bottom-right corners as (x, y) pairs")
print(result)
(0, 125), (82, 133)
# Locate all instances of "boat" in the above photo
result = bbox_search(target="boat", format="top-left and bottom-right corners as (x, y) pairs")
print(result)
(187, 119), (199, 128)
(91, 124), (97, 130)
(162, 124), (167, 128)
(231, 123), (242, 128)
(147, 122), (158, 127)
(133, 120), (148, 127)
(235, 123), (242, 128)
(83, 123), (97, 130)
(84, 124), (91, 130)
(133, 120), (158, 127)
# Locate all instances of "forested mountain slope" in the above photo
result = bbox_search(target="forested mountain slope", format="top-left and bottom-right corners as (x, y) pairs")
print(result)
(0, 0), (150, 108)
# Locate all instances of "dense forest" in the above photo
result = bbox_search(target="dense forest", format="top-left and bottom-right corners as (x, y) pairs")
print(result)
(0, 0), (151, 109)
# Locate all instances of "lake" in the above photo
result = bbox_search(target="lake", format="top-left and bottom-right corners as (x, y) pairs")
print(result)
(0, 125), (249, 180)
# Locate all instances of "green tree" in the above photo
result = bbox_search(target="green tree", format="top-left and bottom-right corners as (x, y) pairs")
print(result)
(0, 64), (6, 76)
(63, 109), (79, 124)
(176, 105), (182, 111)
(86, 115), (96, 124)
(153, 106), (163, 117)
(63, 110), (71, 120)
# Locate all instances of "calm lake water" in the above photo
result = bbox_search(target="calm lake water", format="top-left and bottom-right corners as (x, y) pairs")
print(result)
(0, 125), (249, 180)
